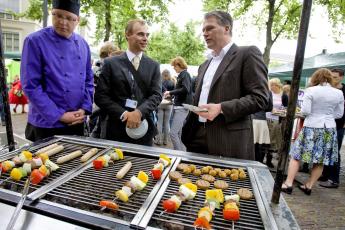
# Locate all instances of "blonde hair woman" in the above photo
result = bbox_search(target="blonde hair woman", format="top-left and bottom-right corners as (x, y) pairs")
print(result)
(155, 70), (175, 145)
(265, 78), (288, 167)
(164, 56), (192, 151)
(282, 68), (344, 195)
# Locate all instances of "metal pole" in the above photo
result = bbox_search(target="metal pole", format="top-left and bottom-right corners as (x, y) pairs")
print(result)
(43, 0), (48, 28)
(271, 0), (313, 204)
(0, 21), (15, 152)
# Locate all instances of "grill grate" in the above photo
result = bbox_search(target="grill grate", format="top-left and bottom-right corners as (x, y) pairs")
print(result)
(44, 152), (161, 223)
(150, 161), (265, 230)
(0, 140), (106, 196)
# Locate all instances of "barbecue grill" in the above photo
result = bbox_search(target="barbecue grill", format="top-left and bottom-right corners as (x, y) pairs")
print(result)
(141, 159), (264, 230)
(0, 136), (298, 229)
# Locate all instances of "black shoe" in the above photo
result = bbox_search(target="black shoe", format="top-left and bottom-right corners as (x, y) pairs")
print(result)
(319, 180), (339, 188)
(298, 184), (312, 195)
(281, 183), (293, 194)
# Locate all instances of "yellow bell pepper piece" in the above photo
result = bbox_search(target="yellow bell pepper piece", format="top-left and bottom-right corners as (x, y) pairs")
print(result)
(159, 154), (171, 166)
(138, 171), (149, 183)
(10, 168), (23, 181)
(184, 183), (198, 193)
(115, 148), (124, 159)
(22, 151), (33, 160)
(206, 189), (224, 203)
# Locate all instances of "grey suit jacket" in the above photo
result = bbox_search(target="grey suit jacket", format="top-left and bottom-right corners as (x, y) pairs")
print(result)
(182, 44), (269, 160)
(94, 53), (162, 145)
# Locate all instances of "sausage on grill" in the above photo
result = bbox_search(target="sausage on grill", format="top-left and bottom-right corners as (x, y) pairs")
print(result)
(80, 148), (99, 162)
(56, 150), (82, 164)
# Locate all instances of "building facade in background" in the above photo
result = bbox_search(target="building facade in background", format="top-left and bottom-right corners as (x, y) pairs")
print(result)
(0, 0), (41, 53)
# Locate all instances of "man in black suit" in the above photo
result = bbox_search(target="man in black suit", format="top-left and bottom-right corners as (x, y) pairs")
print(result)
(182, 11), (269, 160)
(95, 19), (162, 146)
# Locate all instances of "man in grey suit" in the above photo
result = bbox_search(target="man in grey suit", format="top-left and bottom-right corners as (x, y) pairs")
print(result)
(95, 19), (162, 146)
(182, 11), (269, 160)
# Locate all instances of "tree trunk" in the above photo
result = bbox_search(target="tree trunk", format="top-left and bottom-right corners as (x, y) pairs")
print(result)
(264, 0), (276, 66)
(104, 0), (111, 42)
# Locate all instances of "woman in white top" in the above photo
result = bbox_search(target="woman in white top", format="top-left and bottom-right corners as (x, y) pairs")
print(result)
(282, 68), (344, 195)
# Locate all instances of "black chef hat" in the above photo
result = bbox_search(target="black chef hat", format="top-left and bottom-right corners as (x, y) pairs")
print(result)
(52, 0), (80, 16)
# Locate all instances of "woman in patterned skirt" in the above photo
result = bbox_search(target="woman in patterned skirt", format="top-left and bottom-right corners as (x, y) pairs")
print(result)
(282, 68), (344, 195)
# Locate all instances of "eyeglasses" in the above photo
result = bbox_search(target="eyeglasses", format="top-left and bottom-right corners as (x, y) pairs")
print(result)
(52, 12), (77, 22)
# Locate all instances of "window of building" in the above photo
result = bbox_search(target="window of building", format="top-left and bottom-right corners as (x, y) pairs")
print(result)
(2, 32), (20, 52)
(0, 0), (20, 13)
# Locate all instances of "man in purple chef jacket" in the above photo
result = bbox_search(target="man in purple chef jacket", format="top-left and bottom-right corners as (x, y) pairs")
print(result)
(20, 0), (93, 142)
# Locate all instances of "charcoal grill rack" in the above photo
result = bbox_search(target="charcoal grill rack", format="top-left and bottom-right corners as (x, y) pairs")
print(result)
(40, 150), (175, 229)
(0, 138), (110, 200)
(140, 158), (278, 230)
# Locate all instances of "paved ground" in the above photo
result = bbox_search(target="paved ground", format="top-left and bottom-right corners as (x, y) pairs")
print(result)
(1, 113), (345, 229)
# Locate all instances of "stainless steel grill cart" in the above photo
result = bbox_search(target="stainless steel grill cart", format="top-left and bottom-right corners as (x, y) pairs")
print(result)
(0, 135), (299, 230)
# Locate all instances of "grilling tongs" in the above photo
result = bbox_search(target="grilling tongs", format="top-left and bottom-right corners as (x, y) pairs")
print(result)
(6, 178), (30, 230)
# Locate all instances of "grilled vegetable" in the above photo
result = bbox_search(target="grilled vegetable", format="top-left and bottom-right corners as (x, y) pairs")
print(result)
(99, 200), (119, 210)
(223, 194), (240, 221)
(162, 183), (197, 213)
(30, 169), (45, 185)
(194, 189), (224, 229)
(151, 154), (171, 180)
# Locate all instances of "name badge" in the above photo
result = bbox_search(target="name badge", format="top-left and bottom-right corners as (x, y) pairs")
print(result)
(125, 99), (138, 109)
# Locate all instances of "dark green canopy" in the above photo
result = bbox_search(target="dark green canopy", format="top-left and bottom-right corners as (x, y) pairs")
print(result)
(269, 52), (345, 87)
(3, 51), (21, 60)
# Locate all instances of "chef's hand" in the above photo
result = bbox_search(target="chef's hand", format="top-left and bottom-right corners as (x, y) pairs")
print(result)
(69, 109), (85, 125)
(60, 109), (85, 125)
(122, 109), (142, 128)
(195, 103), (222, 121)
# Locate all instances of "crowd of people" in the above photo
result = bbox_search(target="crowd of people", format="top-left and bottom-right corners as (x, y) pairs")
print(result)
(0, 0), (342, 198)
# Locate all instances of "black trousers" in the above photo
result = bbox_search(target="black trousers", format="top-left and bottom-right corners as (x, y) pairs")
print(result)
(25, 122), (84, 142)
(185, 122), (209, 154)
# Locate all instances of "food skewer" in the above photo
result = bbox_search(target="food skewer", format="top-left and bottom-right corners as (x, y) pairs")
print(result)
(162, 182), (197, 213)
(93, 148), (124, 170)
(100, 171), (149, 211)
(194, 189), (224, 230)
(150, 154), (171, 180)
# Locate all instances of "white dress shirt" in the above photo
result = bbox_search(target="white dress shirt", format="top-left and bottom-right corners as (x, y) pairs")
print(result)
(302, 83), (344, 128)
(126, 50), (143, 63)
(198, 42), (233, 122)
(119, 50), (143, 119)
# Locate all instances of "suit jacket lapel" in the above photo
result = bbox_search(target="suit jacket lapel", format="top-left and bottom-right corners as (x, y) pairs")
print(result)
(194, 59), (212, 105)
(120, 54), (133, 92)
(209, 44), (238, 90)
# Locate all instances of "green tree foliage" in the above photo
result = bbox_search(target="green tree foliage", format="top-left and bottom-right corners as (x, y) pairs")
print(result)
(202, 0), (345, 66)
(10, 0), (51, 22)
(20, 0), (172, 47)
(80, 0), (172, 47)
(147, 21), (206, 65)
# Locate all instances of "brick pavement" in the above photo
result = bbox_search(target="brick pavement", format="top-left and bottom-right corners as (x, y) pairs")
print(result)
(1, 113), (345, 229)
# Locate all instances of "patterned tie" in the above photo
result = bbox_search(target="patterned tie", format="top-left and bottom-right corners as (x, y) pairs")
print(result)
(132, 55), (140, 71)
